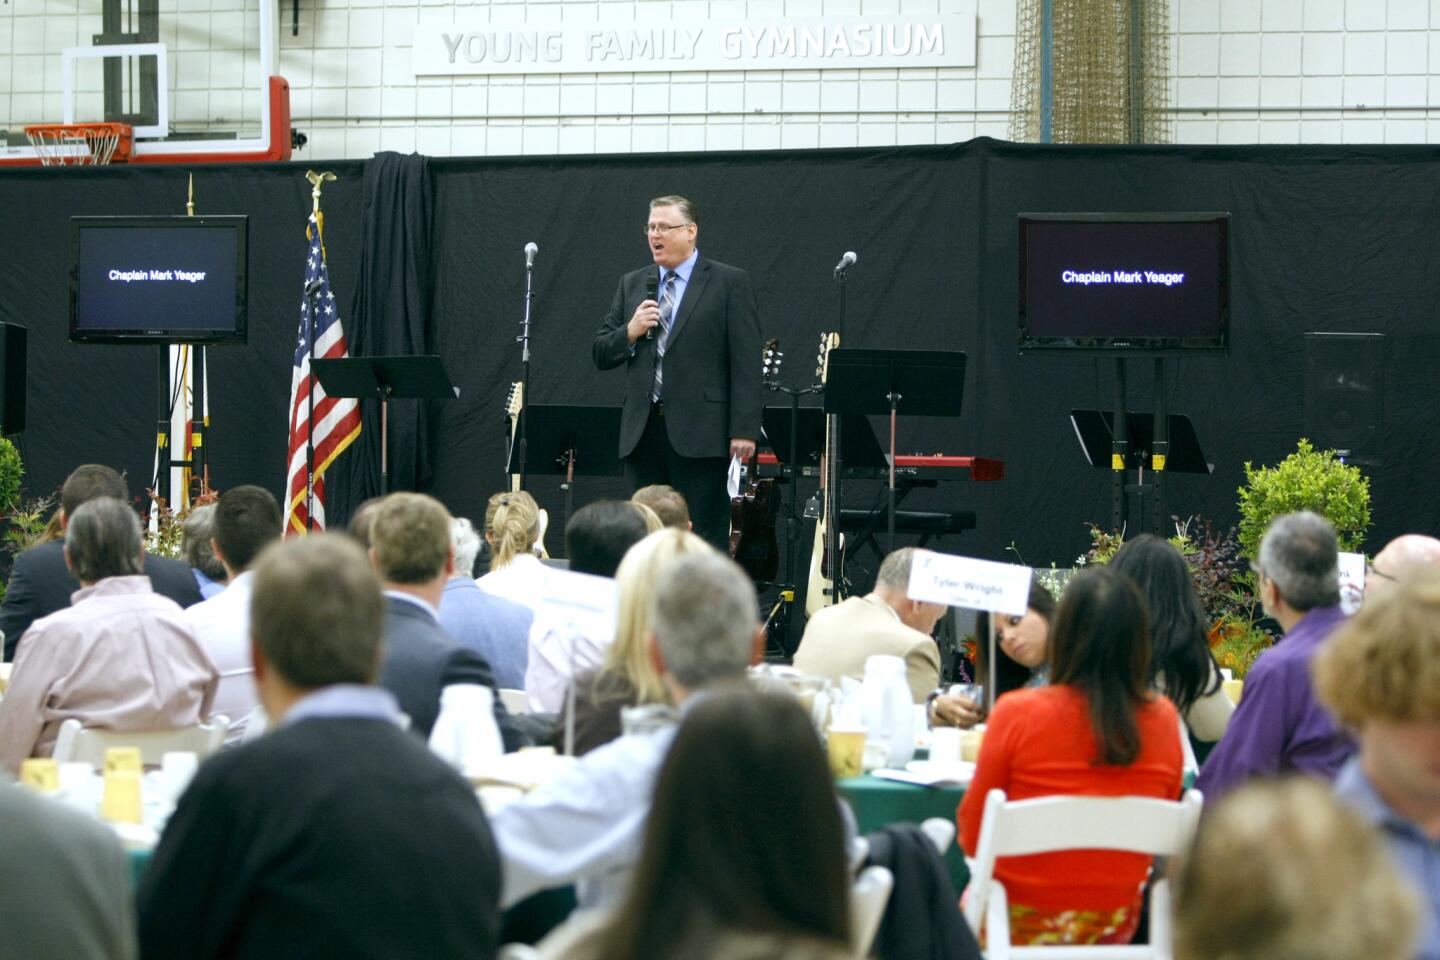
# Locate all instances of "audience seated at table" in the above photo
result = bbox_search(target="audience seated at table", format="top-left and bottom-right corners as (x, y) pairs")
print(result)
(931, 581), (1056, 729)
(958, 567), (1183, 946)
(555, 527), (708, 756)
(794, 546), (946, 703)
(0, 497), (218, 772)
(137, 534), (502, 960)
(525, 500), (649, 714)
(1197, 511), (1353, 800)
(475, 490), (550, 604)
(0, 771), (137, 959)
(631, 484), (692, 531)
(183, 485), (282, 745)
(179, 504), (228, 599)
(491, 547), (763, 910)
(370, 492), (524, 749)
(0, 464), (202, 661)
(1174, 777), (1418, 960)
(1109, 534), (1233, 763)
(537, 689), (853, 960)
(1316, 564), (1440, 960)
(438, 516), (533, 691)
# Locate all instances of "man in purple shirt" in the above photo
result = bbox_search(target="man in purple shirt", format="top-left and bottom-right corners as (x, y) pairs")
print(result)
(1196, 511), (1353, 800)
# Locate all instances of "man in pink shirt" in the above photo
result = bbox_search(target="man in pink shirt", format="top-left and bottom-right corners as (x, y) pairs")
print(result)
(0, 497), (217, 771)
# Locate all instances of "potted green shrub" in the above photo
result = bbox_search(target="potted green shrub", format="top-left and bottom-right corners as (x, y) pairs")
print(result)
(1237, 438), (1371, 559)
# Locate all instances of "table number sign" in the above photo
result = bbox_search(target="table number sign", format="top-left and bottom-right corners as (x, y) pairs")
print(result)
(907, 550), (1034, 616)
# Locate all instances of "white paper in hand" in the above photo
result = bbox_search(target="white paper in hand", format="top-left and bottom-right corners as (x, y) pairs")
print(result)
(727, 456), (743, 499)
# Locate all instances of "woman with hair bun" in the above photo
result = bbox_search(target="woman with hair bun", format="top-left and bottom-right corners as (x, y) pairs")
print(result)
(475, 490), (548, 608)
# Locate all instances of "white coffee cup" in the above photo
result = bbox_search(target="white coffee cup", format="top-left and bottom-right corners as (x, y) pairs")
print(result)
(160, 751), (200, 803)
(930, 726), (963, 764)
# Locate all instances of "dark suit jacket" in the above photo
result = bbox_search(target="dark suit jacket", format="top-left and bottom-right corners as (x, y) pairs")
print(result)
(377, 596), (524, 751)
(1, 540), (203, 661)
(137, 716), (501, 960)
(592, 257), (763, 459)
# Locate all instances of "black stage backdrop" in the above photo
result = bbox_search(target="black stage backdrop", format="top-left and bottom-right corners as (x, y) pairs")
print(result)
(1, 138), (1436, 596)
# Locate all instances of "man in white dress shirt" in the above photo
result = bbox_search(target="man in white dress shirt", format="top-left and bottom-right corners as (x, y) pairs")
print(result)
(183, 486), (282, 744)
(491, 548), (763, 909)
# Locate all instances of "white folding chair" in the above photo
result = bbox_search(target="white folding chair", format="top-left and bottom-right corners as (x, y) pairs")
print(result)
(52, 715), (230, 767)
(497, 945), (540, 960)
(965, 788), (1203, 960)
(498, 688), (529, 715)
(849, 864), (894, 959)
(920, 816), (956, 853)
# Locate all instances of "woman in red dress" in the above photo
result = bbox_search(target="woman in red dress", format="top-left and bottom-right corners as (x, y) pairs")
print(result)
(958, 568), (1184, 946)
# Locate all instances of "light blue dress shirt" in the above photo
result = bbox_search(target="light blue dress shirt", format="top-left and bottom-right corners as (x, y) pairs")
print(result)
(1334, 757), (1440, 960)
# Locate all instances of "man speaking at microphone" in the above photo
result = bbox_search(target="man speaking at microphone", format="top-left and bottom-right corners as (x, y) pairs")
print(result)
(592, 195), (762, 552)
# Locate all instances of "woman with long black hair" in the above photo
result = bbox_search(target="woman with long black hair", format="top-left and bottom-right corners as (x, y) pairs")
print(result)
(1108, 534), (1232, 748)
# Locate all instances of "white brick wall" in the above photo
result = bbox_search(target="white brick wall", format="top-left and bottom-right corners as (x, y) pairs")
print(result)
(1172, 0), (1440, 144)
(4, 0), (1440, 158)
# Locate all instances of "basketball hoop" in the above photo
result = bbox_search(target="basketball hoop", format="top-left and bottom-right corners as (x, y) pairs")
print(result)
(23, 122), (134, 166)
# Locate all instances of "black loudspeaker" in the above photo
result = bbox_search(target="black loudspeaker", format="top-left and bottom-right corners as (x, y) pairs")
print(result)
(0, 323), (25, 435)
(1303, 332), (1383, 465)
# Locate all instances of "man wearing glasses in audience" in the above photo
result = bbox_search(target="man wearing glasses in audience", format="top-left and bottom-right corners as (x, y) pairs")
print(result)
(592, 195), (762, 552)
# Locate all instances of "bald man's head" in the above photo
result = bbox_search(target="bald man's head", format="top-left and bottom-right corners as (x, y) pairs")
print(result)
(1367, 534), (1440, 600)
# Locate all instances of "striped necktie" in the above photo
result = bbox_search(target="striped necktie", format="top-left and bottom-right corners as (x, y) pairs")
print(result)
(652, 272), (678, 402)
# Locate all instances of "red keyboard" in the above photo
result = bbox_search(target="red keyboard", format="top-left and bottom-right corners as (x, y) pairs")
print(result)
(754, 452), (1004, 482)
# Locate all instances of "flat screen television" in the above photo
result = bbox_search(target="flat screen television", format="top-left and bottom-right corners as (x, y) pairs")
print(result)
(1018, 213), (1229, 353)
(70, 215), (248, 344)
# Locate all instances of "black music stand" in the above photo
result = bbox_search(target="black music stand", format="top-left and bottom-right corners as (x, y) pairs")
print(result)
(825, 348), (967, 552)
(762, 406), (888, 474)
(1071, 409), (1211, 534)
(313, 356), (458, 495)
(509, 404), (623, 533)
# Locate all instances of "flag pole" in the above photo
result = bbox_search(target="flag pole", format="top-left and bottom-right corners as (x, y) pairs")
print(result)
(303, 170), (336, 532)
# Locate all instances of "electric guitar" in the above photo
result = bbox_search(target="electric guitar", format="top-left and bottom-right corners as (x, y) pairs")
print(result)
(504, 381), (549, 559)
(729, 339), (783, 581)
(806, 332), (845, 616)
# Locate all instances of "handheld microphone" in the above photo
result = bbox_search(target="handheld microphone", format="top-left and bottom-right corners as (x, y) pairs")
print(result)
(833, 250), (858, 275)
(644, 272), (659, 341)
(524, 242), (538, 269)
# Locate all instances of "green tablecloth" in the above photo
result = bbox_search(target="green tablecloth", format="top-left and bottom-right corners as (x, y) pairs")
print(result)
(837, 774), (969, 893)
(129, 849), (150, 886)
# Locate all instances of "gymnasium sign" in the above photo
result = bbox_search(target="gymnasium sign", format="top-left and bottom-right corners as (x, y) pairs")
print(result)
(412, 15), (977, 76)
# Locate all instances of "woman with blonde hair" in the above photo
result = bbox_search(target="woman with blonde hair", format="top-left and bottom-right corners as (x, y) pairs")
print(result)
(556, 527), (711, 755)
(475, 491), (547, 607)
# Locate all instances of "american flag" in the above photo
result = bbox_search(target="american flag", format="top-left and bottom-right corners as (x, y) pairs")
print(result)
(285, 213), (362, 534)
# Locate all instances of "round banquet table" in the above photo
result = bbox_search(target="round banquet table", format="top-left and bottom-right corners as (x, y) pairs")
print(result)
(836, 773), (969, 893)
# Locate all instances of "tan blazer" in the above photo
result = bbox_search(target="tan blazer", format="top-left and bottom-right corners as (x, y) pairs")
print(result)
(793, 595), (941, 703)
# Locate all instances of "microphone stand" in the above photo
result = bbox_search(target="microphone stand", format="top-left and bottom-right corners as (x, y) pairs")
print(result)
(304, 277), (323, 531)
(826, 260), (851, 601)
(517, 256), (535, 490)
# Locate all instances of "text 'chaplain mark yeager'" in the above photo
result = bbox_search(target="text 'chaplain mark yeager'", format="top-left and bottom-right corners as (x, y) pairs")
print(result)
(108, 269), (208, 283)
(1061, 270), (1186, 286)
